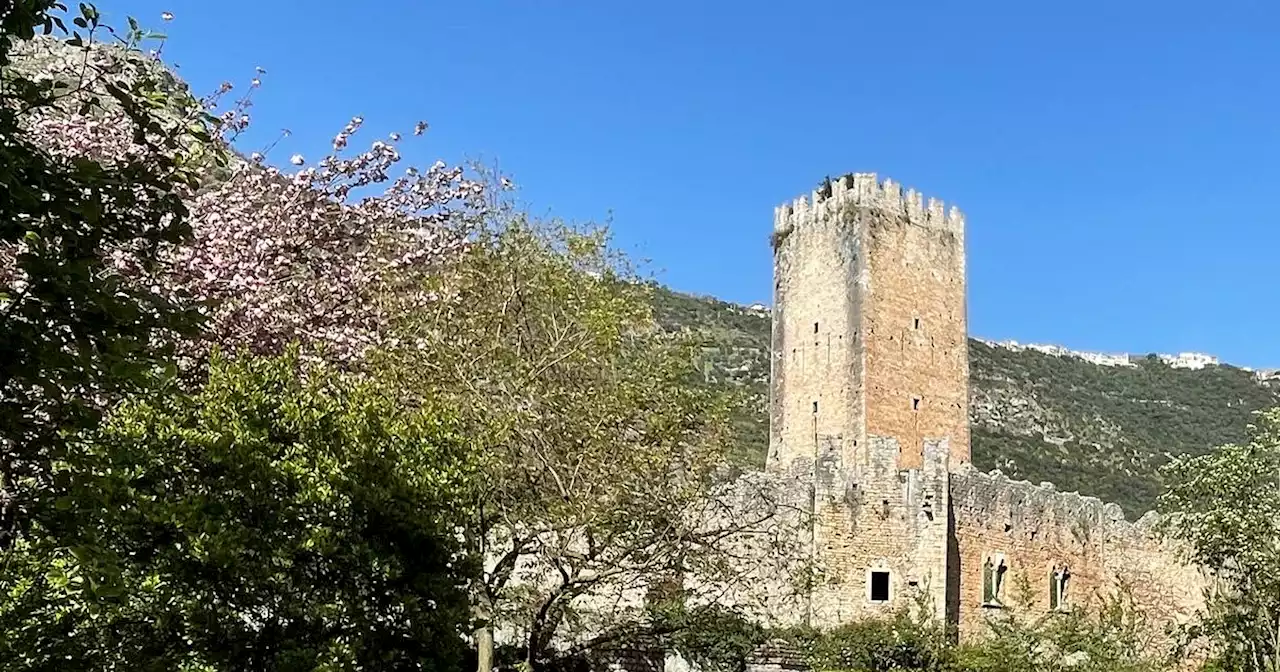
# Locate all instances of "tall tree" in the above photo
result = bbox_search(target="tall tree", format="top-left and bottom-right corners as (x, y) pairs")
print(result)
(378, 211), (790, 672)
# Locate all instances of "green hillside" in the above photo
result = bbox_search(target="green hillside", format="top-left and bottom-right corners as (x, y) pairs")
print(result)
(647, 284), (771, 467)
(650, 286), (1280, 516)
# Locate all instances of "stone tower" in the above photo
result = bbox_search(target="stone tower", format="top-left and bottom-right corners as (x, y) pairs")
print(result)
(766, 173), (969, 626)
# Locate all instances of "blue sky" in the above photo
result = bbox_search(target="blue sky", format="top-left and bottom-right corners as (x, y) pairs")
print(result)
(103, 1), (1279, 366)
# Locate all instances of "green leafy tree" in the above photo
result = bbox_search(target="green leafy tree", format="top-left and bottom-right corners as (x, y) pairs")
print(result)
(377, 210), (779, 672)
(1160, 408), (1280, 671)
(0, 1), (213, 552)
(0, 351), (478, 671)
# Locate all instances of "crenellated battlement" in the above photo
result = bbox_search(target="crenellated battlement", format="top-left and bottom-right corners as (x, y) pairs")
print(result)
(949, 465), (1164, 543)
(772, 172), (964, 236)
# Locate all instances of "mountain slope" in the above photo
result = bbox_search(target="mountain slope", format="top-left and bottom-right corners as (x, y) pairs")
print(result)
(650, 286), (1280, 516)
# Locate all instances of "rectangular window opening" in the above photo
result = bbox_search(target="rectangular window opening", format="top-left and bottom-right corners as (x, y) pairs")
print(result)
(912, 397), (921, 411)
(913, 318), (921, 330)
(812, 401), (818, 414)
(814, 322), (819, 334)
(983, 555), (1007, 607)
(870, 571), (890, 602)
(1050, 566), (1070, 611)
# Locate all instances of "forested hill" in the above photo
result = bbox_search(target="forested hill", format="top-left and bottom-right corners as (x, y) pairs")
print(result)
(649, 284), (1280, 516)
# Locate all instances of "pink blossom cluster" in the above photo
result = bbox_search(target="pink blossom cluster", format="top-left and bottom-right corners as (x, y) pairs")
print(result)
(5, 36), (493, 364)
(1, 107), (189, 295)
(174, 118), (487, 361)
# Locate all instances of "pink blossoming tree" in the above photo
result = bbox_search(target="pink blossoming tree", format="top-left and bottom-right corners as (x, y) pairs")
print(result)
(172, 118), (489, 362)
(9, 27), (494, 366)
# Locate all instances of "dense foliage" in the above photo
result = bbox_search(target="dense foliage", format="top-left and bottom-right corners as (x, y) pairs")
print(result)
(0, 4), (491, 670)
(666, 592), (1171, 672)
(1160, 408), (1280, 671)
(0, 352), (477, 670)
(0, 0), (210, 552)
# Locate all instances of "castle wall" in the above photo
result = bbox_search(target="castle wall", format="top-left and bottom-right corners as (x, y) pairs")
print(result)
(948, 467), (1206, 641)
(805, 436), (952, 625)
(682, 466), (817, 629)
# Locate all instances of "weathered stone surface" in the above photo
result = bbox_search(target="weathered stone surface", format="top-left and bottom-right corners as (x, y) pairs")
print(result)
(767, 174), (967, 626)
(949, 465), (1206, 639)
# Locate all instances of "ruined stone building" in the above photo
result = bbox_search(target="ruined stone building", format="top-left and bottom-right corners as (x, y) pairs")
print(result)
(764, 173), (1205, 638)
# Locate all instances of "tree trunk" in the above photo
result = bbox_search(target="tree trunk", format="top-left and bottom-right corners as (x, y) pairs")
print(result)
(476, 624), (495, 672)
(475, 596), (495, 672)
(526, 592), (563, 672)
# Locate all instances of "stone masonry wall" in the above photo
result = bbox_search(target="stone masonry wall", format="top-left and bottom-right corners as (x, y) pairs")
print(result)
(861, 179), (970, 472)
(683, 466), (816, 629)
(745, 640), (810, 672)
(697, 439), (953, 631)
(949, 467), (1207, 642)
(805, 436), (953, 626)
(768, 176), (864, 473)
